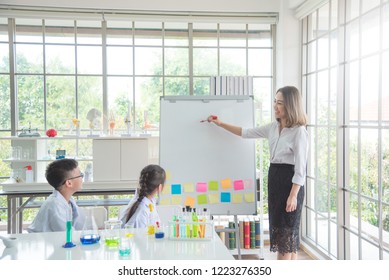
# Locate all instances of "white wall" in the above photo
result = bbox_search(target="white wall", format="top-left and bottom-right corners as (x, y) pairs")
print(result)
(0, 0), (303, 90)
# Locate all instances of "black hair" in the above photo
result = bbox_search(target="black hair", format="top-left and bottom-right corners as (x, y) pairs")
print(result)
(45, 158), (78, 190)
(125, 164), (166, 224)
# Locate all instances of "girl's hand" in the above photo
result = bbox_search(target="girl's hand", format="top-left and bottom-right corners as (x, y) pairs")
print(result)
(207, 115), (222, 125)
(286, 195), (297, 212)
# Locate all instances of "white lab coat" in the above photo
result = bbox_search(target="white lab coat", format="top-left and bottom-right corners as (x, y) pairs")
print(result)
(121, 196), (160, 228)
(27, 189), (84, 233)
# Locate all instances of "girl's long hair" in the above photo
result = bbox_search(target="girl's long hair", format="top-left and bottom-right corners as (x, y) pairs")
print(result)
(125, 164), (166, 224)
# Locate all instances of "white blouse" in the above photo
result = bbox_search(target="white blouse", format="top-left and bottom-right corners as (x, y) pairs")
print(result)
(121, 196), (160, 229)
(242, 121), (308, 186)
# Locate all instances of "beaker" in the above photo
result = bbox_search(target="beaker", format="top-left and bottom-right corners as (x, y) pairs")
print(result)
(104, 220), (122, 247)
(80, 208), (101, 245)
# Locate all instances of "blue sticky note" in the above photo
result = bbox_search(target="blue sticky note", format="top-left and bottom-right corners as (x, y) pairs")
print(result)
(220, 192), (231, 203)
(171, 184), (182, 195)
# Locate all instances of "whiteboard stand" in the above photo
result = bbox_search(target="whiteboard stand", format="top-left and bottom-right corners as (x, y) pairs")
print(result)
(214, 215), (242, 260)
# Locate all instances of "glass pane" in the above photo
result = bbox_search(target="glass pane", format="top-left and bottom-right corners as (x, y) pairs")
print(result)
(78, 76), (103, 132)
(164, 48), (189, 76)
(46, 76), (76, 130)
(306, 206), (316, 242)
(348, 128), (359, 192)
(346, 61), (359, 124)
(345, 20), (359, 61)
(193, 23), (217, 47)
(248, 24), (271, 47)
(134, 77), (162, 132)
(361, 235), (380, 260)
(317, 213), (329, 251)
(0, 21), (8, 41)
(0, 43), (9, 72)
(248, 49), (271, 76)
(384, 51), (389, 122)
(77, 46), (102, 75)
(317, 70), (329, 125)
(45, 45), (75, 74)
(76, 21), (102, 45)
(330, 31), (338, 67)
(193, 77), (210, 96)
(193, 48), (217, 76)
(220, 48), (246, 76)
(307, 127), (316, 179)
(0, 74), (10, 130)
(317, 127), (329, 182)
(329, 67), (337, 126)
(383, 205), (389, 248)
(330, 0), (338, 30)
(164, 77), (189, 95)
(308, 11), (317, 41)
(361, 197), (379, 246)
(107, 46), (133, 75)
(329, 220), (337, 257)
(318, 2), (330, 34)
(107, 77), (133, 131)
(308, 41), (316, 72)
(384, 130), (389, 204)
(384, 3), (389, 49)
(134, 22), (162, 46)
(164, 22), (188, 46)
(361, 0), (380, 14)
(361, 55), (379, 123)
(346, 0), (360, 22)
(17, 75), (44, 130)
(45, 19), (75, 44)
(15, 44), (43, 73)
(106, 21), (133, 45)
(361, 129), (378, 198)
(361, 9), (380, 56)
(253, 77), (272, 122)
(349, 230), (359, 259)
(219, 23), (246, 47)
(329, 129), (337, 185)
(134, 47), (162, 76)
(307, 73), (316, 125)
(15, 19), (43, 43)
(318, 36), (329, 70)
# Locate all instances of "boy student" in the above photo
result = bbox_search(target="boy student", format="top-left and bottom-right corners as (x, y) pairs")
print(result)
(27, 159), (85, 232)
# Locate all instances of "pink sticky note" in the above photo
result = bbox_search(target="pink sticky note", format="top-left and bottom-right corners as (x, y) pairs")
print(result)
(233, 180), (244, 190)
(196, 182), (207, 192)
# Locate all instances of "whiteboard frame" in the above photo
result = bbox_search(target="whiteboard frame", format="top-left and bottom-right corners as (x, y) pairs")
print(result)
(159, 95), (257, 215)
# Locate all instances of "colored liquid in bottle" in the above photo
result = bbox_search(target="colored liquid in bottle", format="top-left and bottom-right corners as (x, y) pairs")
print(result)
(66, 221), (72, 243)
(105, 237), (120, 247)
(147, 225), (155, 235)
(119, 248), (131, 257)
(80, 234), (101, 245)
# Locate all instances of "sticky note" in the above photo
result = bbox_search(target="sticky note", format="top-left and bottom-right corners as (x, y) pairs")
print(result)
(208, 181), (219, 191)
(220, 192), (231, 203)
(233, 180), (244, 190)
(171, 184), (182, 195)
(221, 178), (232, 189)
(232, 193), (243, 203)
(244, 193), (255, 203)
(183, 182), (194, 193)
(171, 195), (182, 205)
(208, 194), (219, 204)
(197, 194), (207, 204)
(166, 170), (172, 181)
(244, 179), (253, 189)
(159, 198), (170, 205)
(162, 184), (171, 195)
(196, 182), (207, 192)
(184, 196), (195, 208)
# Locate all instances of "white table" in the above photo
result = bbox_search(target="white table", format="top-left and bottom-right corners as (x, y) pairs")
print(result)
(0, 228), (234, 260)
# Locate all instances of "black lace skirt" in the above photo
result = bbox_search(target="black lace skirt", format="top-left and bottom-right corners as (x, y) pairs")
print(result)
(268, 163), (304, 254)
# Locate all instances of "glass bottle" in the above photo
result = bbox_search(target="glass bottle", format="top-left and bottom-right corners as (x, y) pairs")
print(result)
(80, 208), (101, 245)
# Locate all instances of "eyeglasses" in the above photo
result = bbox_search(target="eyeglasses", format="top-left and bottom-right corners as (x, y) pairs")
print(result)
(62, 172), (84, 186)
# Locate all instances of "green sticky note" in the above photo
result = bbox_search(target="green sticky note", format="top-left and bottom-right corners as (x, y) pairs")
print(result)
(197, 194), (207, 204)
(208, 180), (219, 191)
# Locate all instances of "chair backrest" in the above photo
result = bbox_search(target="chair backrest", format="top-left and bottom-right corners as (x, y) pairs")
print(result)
(156, 204), (182, 225)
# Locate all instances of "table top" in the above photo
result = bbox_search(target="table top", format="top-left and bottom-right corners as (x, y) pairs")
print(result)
(0, 228), (234, 260)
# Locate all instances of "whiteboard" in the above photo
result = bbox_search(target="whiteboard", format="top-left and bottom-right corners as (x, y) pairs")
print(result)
(159, 96), (257, 215)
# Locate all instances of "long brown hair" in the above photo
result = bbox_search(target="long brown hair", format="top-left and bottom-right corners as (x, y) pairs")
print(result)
(125, 164), (166, 224)
(276, 86), (307, 127)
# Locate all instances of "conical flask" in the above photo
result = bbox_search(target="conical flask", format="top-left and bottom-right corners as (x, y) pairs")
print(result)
(80, 208), (101, 245)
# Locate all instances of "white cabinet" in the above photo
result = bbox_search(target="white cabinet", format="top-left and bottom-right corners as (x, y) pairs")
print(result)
(93, 137), (159, 182)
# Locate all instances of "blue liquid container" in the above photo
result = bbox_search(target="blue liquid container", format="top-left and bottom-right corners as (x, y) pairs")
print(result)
(119, 248), (131, 257)
(80, 234), (101, 245)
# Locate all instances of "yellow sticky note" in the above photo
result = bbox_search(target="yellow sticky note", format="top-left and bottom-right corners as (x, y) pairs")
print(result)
(183, 182), (195, 193)
(159, 198), (170, 205)
(232, 193), (243, 204)
(166, 170), (172, 181)
(221, 178), (232, 189)
(171, 195), (182, 205)
(208, 193), (219, 204)
(184, 196), (196, 208)
(162, 184), (171, 195)
(244, 193), (255, 203)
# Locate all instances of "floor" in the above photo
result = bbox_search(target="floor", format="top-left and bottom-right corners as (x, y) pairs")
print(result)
(233, 245), (313, 260)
